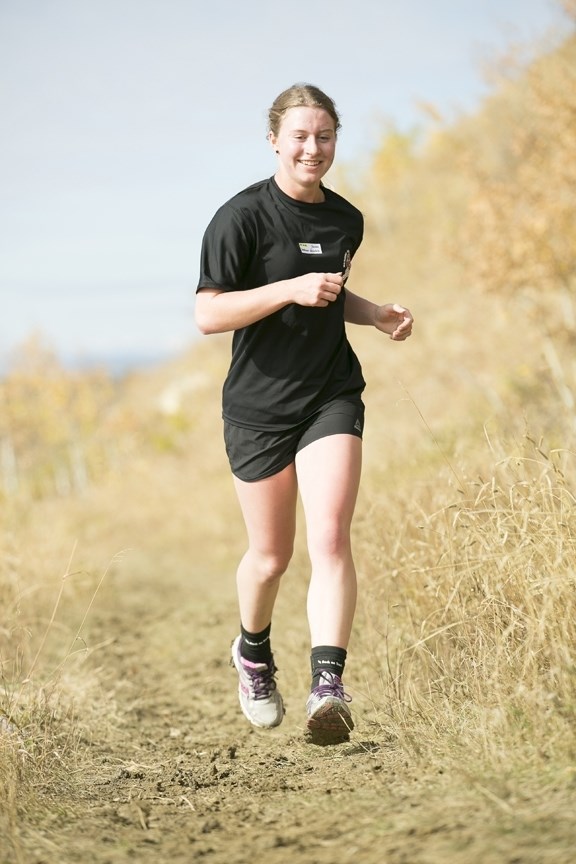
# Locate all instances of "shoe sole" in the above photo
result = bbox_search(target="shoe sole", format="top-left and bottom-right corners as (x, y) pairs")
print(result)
(306, 702), (354, 745)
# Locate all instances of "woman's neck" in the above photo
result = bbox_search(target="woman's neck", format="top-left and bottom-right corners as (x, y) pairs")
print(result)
(274, 173), (325, 204)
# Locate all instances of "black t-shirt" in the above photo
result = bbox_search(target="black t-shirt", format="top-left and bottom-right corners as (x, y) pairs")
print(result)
(197, 176), (366, 430)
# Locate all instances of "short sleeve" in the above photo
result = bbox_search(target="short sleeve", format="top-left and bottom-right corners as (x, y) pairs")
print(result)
(353, 214), (364, 256)
(197, 204), (255, 293)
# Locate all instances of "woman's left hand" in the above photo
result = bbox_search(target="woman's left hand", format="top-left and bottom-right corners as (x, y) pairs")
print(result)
(374, 303), (413, 341)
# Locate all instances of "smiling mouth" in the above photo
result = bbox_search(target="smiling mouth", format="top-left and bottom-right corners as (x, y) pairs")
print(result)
(299, 160), (321, 167)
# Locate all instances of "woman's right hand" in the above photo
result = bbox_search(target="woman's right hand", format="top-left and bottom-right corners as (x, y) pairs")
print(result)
(196, 272), (344, 335)
(291, 272), (343, 307)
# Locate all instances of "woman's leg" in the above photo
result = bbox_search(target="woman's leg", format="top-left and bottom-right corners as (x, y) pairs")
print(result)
(233, 462), (298, 633)
(295, 434), (362, 648)
(230, 463), (298, 729)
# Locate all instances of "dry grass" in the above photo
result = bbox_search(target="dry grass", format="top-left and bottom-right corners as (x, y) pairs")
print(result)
(354, 433), (576, 759)
(0, 505), (123, 861)
(2, 26), (576, 862)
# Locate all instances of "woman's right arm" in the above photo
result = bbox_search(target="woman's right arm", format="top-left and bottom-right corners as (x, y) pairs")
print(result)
(195, 273), (344, 335)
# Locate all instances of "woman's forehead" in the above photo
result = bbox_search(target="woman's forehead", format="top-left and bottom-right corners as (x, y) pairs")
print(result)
(279, 105), (336, 132)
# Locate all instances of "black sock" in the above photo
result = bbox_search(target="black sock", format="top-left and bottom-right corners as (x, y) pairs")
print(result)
(240, 623), (273, 664)
(310, 646), (347, 689)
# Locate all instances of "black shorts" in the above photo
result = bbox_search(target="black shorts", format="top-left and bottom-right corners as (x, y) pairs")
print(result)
(223, 398), (365, 482)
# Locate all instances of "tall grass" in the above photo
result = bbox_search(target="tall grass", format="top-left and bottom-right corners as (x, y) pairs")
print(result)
(352, 414), (576, 773)
(0, 512), (117, 860)
(340, 22), (576, 774)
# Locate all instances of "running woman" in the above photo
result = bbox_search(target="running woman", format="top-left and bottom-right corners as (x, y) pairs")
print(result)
(195, 83), (413, 744)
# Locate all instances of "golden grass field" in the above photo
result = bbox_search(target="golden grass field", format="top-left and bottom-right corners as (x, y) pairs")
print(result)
(1, 23), (576, 864)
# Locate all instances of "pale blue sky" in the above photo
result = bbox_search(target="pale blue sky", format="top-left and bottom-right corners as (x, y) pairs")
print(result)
(0, 0), (569, 369)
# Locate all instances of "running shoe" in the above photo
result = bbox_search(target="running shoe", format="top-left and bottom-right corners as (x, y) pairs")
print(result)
(230, 635), (285, 728)
(306, 671), (354, 744)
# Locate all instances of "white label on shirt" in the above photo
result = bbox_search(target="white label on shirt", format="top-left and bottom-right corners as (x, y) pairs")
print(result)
(299, 242), (323, 254)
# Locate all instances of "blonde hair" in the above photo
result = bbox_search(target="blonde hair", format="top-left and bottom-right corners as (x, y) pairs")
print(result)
(268, 83), (341, 137)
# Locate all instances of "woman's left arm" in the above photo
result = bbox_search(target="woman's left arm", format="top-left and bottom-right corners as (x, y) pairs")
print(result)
(344, 289), (413, 341)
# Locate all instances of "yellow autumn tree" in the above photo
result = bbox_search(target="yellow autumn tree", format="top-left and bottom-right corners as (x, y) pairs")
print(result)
(458, 32), (576, 311)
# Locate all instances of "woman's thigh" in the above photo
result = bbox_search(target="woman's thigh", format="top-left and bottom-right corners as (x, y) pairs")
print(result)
(295, 434), (362, 548)
(233, 462), (299, 561)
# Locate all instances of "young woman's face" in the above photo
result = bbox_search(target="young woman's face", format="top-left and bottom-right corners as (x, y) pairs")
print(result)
(270, 107), (337, 194)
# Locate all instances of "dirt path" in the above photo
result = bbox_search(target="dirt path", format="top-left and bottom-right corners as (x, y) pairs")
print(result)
(9, 465), (575, 864)
(27, 550), (459, 864)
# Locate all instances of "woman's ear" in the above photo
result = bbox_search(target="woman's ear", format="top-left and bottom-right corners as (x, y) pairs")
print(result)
(268, 131), (278, 154)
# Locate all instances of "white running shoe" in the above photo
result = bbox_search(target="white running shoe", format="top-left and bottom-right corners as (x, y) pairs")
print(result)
(231, 635), (285, 728)
(306, 671), (354, 744)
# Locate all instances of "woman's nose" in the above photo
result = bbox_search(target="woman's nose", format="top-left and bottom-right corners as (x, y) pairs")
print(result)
(305, 137), (320, 154)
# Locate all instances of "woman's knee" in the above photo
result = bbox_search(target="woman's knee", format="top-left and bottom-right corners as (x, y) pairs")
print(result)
(307, 522), (351, 561)
(250, 546), (293, 582)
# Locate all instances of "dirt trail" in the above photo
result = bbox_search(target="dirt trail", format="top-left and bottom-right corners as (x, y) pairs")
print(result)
(36, 550), (453, 864)
(10, 471), (574, 864)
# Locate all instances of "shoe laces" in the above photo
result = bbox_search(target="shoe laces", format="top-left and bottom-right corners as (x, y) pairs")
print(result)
(311, 672), (352, 703)
(243, 659), (278, 700)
